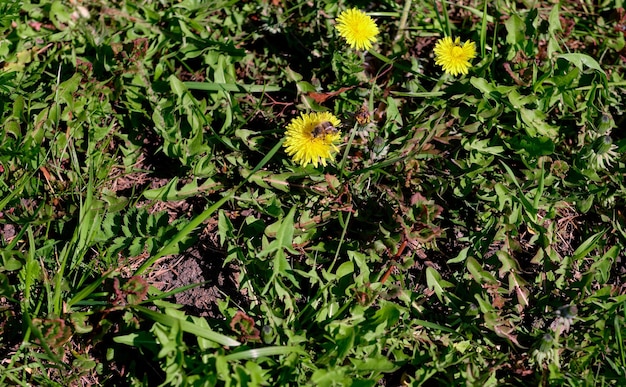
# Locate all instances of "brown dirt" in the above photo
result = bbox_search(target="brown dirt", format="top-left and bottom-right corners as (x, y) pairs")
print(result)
(149, 242), (244, 319)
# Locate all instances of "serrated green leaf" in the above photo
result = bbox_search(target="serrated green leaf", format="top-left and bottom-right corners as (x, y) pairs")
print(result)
(467, 256), (498, 285)
(276, 206), (296, 253)
(169, 75), (187, 99)
(350, 355), (397, 372)
(519, 108), (559, 139)
(217, 210), (235, 246)
(425, 267), (453, 302)
(247, 170), (291, 192)
(496, 250), (520, 277)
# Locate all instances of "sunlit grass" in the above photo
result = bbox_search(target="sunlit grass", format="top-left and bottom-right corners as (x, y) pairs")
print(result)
(0, 0), (625, 385)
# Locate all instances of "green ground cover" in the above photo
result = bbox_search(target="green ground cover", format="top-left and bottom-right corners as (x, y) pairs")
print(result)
(1, 0), (626, 385)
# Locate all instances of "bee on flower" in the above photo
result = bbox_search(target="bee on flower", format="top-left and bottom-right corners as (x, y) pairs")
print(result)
(354, 105), (371, 126)
(433, 36), (477, 76)
(283, 112), (342, 168)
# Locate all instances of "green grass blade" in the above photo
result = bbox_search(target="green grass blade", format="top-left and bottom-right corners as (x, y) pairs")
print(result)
(184, 81), (281, 93)
(133, 306), (240, 347)
(222, 346), (307, 361)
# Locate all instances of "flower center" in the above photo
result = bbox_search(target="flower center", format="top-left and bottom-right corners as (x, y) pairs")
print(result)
(351, 25), (365, 37)
(451, 45), (465, 58)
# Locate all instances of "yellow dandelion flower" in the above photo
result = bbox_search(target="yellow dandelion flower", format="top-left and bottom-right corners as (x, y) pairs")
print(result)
(283, 112), (342, 168)
(336, 8), (379, 51)
(433, 36), (477, 76)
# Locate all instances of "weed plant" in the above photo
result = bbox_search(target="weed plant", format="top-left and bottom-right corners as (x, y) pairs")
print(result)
(1, 0), (626, 385)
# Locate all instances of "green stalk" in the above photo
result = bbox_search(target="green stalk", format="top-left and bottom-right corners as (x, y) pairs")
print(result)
(394, 0), (413, 44)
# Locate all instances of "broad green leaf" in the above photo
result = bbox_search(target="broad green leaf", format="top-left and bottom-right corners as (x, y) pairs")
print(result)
(496, 250), (520, 277)
(271, 250), (299, 289)
(572, 230), (607, 261)
(371, 302), (401, 327)
(113, 331), (159, 349)
(348, 251), (372, 279)
(311, 368), (350, 386)
(278, 207), (297, 250)
(588, 245), (619, 284)
(500, 162), (538, 219)
(425, 267), (453, 302)
(548, 4), (562, 35)
(474, 293), (495, 314)
(463, 138), (504, 155)
(470, 77), (515, 98)
(333, 323), (356, 362)
(134, 306), (240, 347)
(217, 210), (235, 246)
(0, 250), (23, 271)
(335, 261), (354, 278)
(546, 67), (579, 88)
(547, 4), (562, 57)
(447, 246), (469, 264)
(143, 178), (222, 201)
(507, 88), (536, 108)
(470, 77), (496, 94)
(467, 256), (498, 284)
(494, 183), (512, 211)
(350, 355), (397, 372)
(504, 14), (525, 45)
(261, 206), (297, 257)
(58, 73), (82, 109)
(558, 53), (604, 73)
(247, 170), (291, 192)
(519, 108), (559, 139)
(509, 135), (555, 157)
(386, 96), (402, 125)
(577, 195), (594, 213)
(169, 74), (187, 98)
